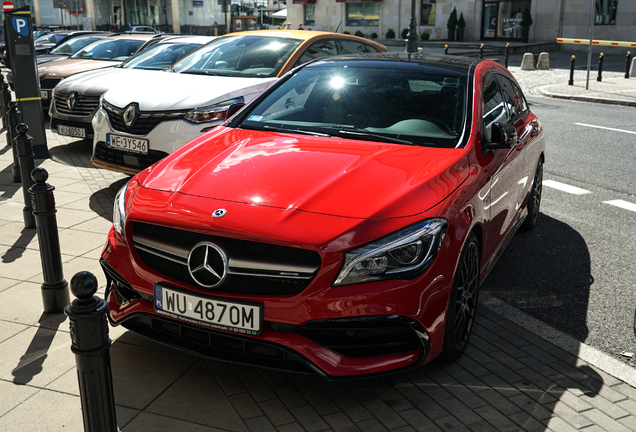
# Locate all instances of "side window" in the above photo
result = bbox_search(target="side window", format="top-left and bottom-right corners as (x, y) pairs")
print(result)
(511, 81), (528, 114)
(294, 39), (338, 67)
(482, 73), (507, 143)
(337, 39), (379, 55)
(495, 75), (521, 120)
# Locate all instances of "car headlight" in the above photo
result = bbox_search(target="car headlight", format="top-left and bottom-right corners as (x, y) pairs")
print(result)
(184, 97), (244, 124)
(113, 179), (131, 240)
(333, 219), (448, 286)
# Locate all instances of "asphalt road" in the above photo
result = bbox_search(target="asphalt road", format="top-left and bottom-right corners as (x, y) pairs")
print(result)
(481, 95), (636, 366)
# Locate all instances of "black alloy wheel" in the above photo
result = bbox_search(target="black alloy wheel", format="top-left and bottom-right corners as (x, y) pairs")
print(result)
(521, 158), (543, 231)
(441, 233), (480, 362)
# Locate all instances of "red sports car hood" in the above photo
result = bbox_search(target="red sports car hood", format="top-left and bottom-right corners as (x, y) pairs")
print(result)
(139, 127), (470, 219)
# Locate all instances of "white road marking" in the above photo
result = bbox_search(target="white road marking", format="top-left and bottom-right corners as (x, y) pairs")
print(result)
(575, 123), (636, 135)
(604, 200), (636, 213)
(543, 180), (591, 195)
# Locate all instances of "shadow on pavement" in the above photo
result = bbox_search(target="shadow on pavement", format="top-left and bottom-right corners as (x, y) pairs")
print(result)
(90, 177), (129, 221)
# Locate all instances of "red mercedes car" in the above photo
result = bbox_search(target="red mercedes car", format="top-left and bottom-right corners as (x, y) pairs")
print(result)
(101, 53), (545, 380)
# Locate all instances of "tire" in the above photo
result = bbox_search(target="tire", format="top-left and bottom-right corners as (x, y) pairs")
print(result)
(440, 233), (480, 362)
(521, 158), (543, 231)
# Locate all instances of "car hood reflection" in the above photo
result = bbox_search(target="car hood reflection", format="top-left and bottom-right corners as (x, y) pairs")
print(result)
(139, 127), (470, 219)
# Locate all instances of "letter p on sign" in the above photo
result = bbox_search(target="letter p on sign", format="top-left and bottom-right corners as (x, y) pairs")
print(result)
(11, 16), (29, 36)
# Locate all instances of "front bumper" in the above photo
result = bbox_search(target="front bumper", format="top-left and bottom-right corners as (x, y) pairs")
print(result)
(91, 107), (222, 174)
(100, 220), (451, 379)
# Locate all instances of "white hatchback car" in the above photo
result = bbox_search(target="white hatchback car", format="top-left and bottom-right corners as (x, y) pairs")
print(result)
(90, 30), (387, 174)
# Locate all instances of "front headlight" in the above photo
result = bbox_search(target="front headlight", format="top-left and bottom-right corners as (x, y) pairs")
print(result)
(184, 97), (244, 124)
(333, 219), (448, 286)
(113, 179), (131, 240)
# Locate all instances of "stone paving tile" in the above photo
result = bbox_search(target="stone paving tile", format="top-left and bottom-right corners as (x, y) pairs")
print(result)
(508, 412), (548, 432)
(323, 411), (362, 432)
(244, 415), (278, 432)
(543, 415), (579, 432)
(473, 405), (519, 431)
(289, 404), (330, 432)
(581, 408), (633, 432)
(366, 401), (409, 430)
(434, 415), (468, 431)
(229, 392), (263, 420)
(354, 418), (388, 432)
(618, 414), (636, 430)
(303, 389), (341, 416)
(549, 400), (595, 429)
(332, 396), (373, 423)
(259, 398), (297, 427)
(399, 408), (442, 431)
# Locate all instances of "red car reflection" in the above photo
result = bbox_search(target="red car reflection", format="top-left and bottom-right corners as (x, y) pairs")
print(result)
(101, 53), (545, 380)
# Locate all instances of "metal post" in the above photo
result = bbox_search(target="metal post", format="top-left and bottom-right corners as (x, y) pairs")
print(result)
(405, 0), (418, 53)
(505, 42), (509, 69)
(15, 123), (35, 228)
(569, 55), (576, 85)
(444, 44), (448, 55)
(65, 272), (118, 432)
(29, 168), (70, 314)
(586, 0), (595, 90)
(597, 52), (604, 82)
(8, 101), (22, 183)
(626, 51), (632, 79)
(480, 43), (484, 59)
(0, 73), (9, 131)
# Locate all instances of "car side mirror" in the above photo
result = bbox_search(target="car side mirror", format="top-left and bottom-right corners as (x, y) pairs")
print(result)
(484, 122), (517, 151)
(226, 103), (245, 119)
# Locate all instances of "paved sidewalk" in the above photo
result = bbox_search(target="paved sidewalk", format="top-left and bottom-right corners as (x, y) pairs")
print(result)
(2, 60), (636, 431)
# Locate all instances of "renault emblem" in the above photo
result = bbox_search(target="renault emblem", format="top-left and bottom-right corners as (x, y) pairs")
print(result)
(122, 104), (139, 128)
(66, 92), (78, 111)
(187, 242), (228, 288)
(212, 209), (226, 218)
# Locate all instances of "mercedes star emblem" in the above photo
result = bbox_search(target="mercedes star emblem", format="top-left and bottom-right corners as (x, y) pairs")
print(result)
(187, 241), (228, 288)
(66, 92), (78, 111)
(212, 209), (227, 218)
(122, 104), (138, 128)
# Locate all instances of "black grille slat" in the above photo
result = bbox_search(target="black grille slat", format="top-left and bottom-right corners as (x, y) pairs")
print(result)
(296, 320), (422, 358)
(40, 78), (62, 90)
(54, 92), (100, 116)
(132, 222), (321, 296)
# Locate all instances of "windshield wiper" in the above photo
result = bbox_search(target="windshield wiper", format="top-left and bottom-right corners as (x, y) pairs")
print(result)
(240, 124), (330, 137)
(333, 130), (413, 145)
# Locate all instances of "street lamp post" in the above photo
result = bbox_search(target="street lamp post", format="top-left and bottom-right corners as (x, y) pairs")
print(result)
(406, 0), (418, 53)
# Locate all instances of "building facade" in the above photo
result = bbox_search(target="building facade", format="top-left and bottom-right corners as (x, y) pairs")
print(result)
(289, 0), (633, 48)
(19, 0), (636, 48)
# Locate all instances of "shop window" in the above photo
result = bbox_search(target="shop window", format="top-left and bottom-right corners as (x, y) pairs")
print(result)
(595, 0), (617, 25)
(421, 0), (435, 26)
(346, 3), (379, 26)
(304, 4), (315, 26)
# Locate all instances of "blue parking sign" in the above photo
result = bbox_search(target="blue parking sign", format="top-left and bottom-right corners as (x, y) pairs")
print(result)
(11, 16), (29, 36)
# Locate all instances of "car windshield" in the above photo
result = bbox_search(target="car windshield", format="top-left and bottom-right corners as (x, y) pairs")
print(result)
(236, 65), (469, 148)
(172, 35), (303, 78)
(34, 33), (66, 48)
(49, 36), (104, 56)
(121, 42), (202, 70)
(71, 38), (145, 61)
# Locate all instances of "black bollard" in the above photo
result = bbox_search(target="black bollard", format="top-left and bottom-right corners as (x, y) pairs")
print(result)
(65, 272), (118, 432)
(626, 51), (631, 79)
(29, 167), (70, 313)
(15, 123), (35, 228)
(480, 43), (484, 59)
(0, 74), (9, 132)
(8, 102), (22, 183)
(504, 42), (509, 69)
(444, 44), (448, 55)
(597, 52), (604, 82)
(568, 55), (576, 86)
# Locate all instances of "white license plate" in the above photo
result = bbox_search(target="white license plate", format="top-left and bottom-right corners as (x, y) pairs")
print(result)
(57, 125), (86, 138)
(154, 285), (263, 336)
(41, 90), (49, 100)
(107, 134), (149, 155)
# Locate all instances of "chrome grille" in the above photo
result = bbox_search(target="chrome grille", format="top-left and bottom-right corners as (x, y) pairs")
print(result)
(104, 103), (188, 135)
(54, 92), (100, 116)
(132, 222), (322, 296)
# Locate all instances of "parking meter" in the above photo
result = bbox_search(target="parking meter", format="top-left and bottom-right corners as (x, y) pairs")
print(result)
(3, 6), (49, 158)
